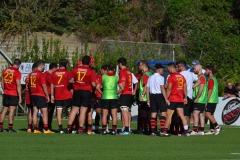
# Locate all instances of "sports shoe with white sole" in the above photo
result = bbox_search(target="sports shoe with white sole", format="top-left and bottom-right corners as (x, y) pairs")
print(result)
(161, 131), (170, 137)
(205, 130), (215, 135)
(190, 131), (197, 136)
(214, 126), (222, 135)
(197, 131), (204, 136)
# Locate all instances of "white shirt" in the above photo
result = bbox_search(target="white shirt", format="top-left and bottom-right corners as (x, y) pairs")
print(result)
(131, 73), (138, 92)
(187, 68), (206, 81)
(147, 73), (164, 94)
(180, 70), (194, 99)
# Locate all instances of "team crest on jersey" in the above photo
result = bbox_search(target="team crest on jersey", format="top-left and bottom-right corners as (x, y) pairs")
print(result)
(221, 99), (240, 125)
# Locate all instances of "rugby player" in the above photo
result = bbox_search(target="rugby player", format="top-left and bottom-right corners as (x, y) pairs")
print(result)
(26, 63), (37, 133)
(191, 64), (207, 135)
(67, 56), (96, 134)
(205, 65), (221, 135)
(117, 57), (133, 135)
(94, 65), (108, 132)
(176, 60), (194, 128)
(0, 59), (22, 132)
(138, 60), (152, 134)
(96, 64), (119, 135)
(39, 63), (57, 130)
(162, 62), (189, 137)
(29, 60), (54, 133)
(146, 64), (168, 136)
(51, 59), (73, 134)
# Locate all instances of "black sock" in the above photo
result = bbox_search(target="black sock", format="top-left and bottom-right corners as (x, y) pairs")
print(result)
(213, 123), (218, 128)
(59, 124), (63, 130)
(125, 127), (129, 132)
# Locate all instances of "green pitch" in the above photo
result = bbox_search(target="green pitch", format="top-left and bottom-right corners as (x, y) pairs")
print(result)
(0, 117), (240, 160)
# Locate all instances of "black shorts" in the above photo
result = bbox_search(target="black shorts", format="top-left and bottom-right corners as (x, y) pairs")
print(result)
(72, 90), (92, 107)
(91, 98), (102, 109)
(205, 103), (217, 114)
(138, 102), (151, 119)
(184, 97), (194, 116)
(150, 94), (167, 113)
(193, 103), (205, 113)
(119, 94), (133, 108)
(168, 102), (184, 110)
(26, 104), (33, 109)
(55, 99), (72, 109)
(101, 99), (119, 110)
(31, 96), (48, 109)
(2, 94), (19, 107)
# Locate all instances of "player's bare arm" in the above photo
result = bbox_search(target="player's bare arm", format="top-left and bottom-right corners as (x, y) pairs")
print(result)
(50, 83), (54, 103)
(16, 79), (22, 104)
(161, 85), (169, 105)
(117, 82), (125, 95)
(91, 81), (96, 88)
(42, 84), (50, 102)
(133, 83), (138, 96)
(184, 83), (188, 104)
(192, 79), (201, 89)
(96, 83), (103, 95)
(166, 83), (172, 105)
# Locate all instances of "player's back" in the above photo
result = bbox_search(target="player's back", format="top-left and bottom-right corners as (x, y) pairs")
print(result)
(2, 66), (21, 96)
(52, 68), (72, 100)
(72, 65), (96, 91)
(168, 72), (186, 102)
(119, 68), (132, 94)
(29, 70), (46, 97)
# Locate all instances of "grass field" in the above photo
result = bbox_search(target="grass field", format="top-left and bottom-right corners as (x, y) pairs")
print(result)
(0, 117), (240, 160)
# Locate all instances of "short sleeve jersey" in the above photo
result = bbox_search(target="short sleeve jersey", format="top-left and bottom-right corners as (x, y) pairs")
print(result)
(72, 66), (96, 92)
(147, 73), (164, 94)
(2, 66), (21, 96)
(44, 71), (53, 95)
(118, 68), (133, 95)
(29, 70), (46, 97)
(25, 75), (31, 105)
(167, 72), (186, 102)
(52, 68), (73, 100)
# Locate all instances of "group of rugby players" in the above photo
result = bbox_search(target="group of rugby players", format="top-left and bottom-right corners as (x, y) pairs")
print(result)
(0, 56), (221, 136)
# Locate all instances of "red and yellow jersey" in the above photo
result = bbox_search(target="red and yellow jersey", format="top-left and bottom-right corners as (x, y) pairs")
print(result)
(29, 70), (46, 97)
(52, 68), (73, 100)
(72, 66), (96, 92)
(44, 71), (53, 95)
(2, 66), (21, 96)
(167, 72), (186, 102)
(118, 68), (132, 95)
(25, 75), (31, 105)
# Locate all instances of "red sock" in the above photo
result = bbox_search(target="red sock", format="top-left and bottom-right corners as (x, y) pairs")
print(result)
(28, 124), (32, 129)
(8, 124), (13, 129)
(112, 125), (117, 131)
(102, 125), (107, 131)
(160, 116), (166, 132)
(78, 127), (84, 133)
(0, 122), (3, 128)
(34, 124), (38, 130)
(150, 118), (157, 133)
(192, 126), (198, 132)
(44, 124), (48, 130)
(88, 124), (92, 132)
